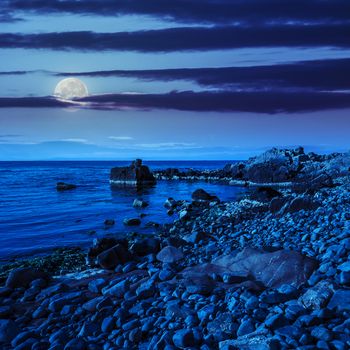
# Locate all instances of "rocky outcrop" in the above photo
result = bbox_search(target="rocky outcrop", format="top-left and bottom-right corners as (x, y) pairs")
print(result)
(110, 159), (156, 187)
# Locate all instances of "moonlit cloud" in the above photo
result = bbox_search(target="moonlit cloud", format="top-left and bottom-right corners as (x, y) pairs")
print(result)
(59, 138), (89, 143)
(136, 142), (197, 149)
(108, 136), (134, 141)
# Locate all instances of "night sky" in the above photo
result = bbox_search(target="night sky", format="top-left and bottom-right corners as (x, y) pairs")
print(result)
(0, 0), (350, 160)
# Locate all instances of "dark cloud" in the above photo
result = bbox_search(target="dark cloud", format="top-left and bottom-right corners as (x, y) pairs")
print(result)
(0, 71), (29, 76)
(6, 0), (350, 25)
(58, 58), (350, 91)
(0, 97), (71, 108)
(1, 91), (350, 113)
(0, 13), (23, 23)
(0, 25), (349, 52)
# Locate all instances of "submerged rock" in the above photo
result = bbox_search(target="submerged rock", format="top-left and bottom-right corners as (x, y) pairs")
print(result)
(123, 217), (141, 226)
(56, 182), (77, 191)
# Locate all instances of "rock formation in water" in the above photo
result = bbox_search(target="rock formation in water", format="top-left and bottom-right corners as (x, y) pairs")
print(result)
(110, 159), (156, 187)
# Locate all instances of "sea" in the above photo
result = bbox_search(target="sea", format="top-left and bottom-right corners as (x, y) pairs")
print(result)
(0, 161), (245, 262)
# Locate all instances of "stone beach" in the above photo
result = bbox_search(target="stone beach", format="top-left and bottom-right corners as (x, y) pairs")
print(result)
(1, 148), (350, 350)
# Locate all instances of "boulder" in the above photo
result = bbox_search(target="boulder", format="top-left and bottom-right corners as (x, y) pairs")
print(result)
(213, 248), (317, 288)
(181, 248), (317, 289)
(110, 159), (156, 187)
(192, 188), (219, 202)
(156, 246), (184, 263)
(251, 186), (282, 202)
(87, 237), (128, 266)
(130, 238), (161, 256)
(97, 244), (132, 270)
(56, 182), (77, 191)
(281, 195), (321, 214)
(6, 267), (49, 289)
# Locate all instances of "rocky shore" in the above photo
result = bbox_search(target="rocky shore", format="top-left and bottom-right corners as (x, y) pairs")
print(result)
(1, 148), (350, 350)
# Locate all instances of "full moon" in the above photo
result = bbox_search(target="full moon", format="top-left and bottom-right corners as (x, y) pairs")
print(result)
(54, 78), (89, 100)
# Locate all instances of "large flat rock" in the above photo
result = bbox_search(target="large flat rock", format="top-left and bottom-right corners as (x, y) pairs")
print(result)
(182, 248), (317, 289)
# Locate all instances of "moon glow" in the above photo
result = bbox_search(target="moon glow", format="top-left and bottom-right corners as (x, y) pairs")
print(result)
(54, 78), (89, 100)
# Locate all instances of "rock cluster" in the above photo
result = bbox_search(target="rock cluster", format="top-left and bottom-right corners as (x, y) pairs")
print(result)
(110, 159), (156, 187)
(1, 149), (350, 349)
(155, 147), (350, 188)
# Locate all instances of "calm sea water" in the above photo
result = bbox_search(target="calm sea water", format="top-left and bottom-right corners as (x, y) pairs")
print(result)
(0, 161), (244, 261)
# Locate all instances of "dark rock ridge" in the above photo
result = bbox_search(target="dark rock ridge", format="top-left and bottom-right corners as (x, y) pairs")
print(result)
(110, 159), (156, 187)
(155, 147), (350, 188)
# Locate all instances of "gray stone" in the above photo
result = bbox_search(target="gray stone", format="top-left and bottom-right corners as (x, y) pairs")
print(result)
(156, 246), (184, 263)
(299, 280), (334, 310)
(327, 289), (350, 312)
(237, 319), (255, 337)
(103, 279), (130, 298)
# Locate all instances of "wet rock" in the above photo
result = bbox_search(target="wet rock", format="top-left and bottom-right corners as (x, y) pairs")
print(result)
(157, 246), (184, 263)
(123, 217), (141, 226)
(164, 198), (177, 209)
(133, 199), (149, 208)
(104, 219), (115, 226)
(6, 267), (49, 289)
(56, 182), (77, 191)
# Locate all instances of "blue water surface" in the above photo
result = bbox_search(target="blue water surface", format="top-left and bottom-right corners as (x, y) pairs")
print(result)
(0, 161), (243, 261)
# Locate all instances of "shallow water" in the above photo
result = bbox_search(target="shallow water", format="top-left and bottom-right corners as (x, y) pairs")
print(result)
(0, 161), (244, 261)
